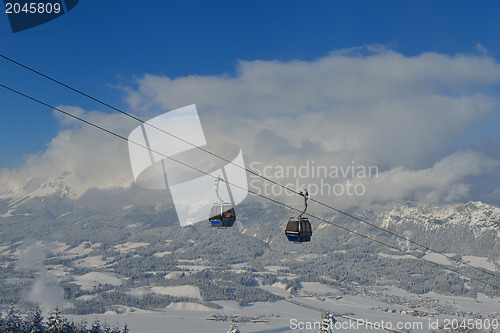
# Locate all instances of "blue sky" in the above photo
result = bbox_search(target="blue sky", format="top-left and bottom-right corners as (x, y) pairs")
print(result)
(1, 1), (499, 206)
(1, 1), (500, 166)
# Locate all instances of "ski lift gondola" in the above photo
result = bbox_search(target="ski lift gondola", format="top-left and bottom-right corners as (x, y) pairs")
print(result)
(285, 190), (312, 243)
(209, 176), (236, 228)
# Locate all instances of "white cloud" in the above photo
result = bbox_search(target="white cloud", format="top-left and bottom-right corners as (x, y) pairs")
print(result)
(358, 150), (500, 206)
(0, 107), (137, 198)
(127, 48), (499, 169)
(245, 150), (499, 209)
(16, 241), (66, 314)
(124, 47), (500, 207)
(1, 46), (499, 209)
(475, 42), (489, 56)
(490, 187), (500, 203)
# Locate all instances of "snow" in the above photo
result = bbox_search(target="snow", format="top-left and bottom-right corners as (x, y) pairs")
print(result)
(230, 263), (249, 273)
(296, 253), (322, 261)
(164, 271), (184, 279)
(424, 291), (500, 314)
(381, 201), (500, 231)
(177, 259), (205, 263)
(12, 240), (45, 258)
(260, 282), (292, 298)
(127, 287), (149, 297)
(62, 242), (101, 258)
(0, 245), (9, 253)
(50, 241), (70, 254)
(128, 285), (202, 299)
(114, 242), (149, 253)
(0, 209), (15, 217)
(377, 286), (420, 298)
(57, 212), (71, 219)
(380, 252), (497, 272)
(462, 255), (497, 271)
(72, 272), (123, 291)
(165, 302), (213, 311)
(0, 208), (32, 217)
(177, 264), (211, 272)
(46, 268), (70, 280)
(379, 252), (416, 260)
(152, 251), (172, 258)
(299, 282), (339, 295)
(50, 289), (500, 333)
(315, 222), (329, 231)
(151, 285), (201, 299)
(265, 265), (289, 272)
(231, 262), (248, 268)
(72, 255), (107, 268)
(422, 252), (455, 265)
(67, 311), (234, 333)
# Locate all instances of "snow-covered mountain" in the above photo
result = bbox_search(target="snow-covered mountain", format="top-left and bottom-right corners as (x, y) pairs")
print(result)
(0, 171), (83, 201)
(0, 174), (498, 312)
(26, 171), (82, 200)
(0, 169), (498, 264)
(1, 170), (499, 237)
(380, 201), (500, 232)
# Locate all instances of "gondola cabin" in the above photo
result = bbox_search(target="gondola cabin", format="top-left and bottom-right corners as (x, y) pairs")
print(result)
(209, 203), (236, 228)
(285, 217), (312, 243)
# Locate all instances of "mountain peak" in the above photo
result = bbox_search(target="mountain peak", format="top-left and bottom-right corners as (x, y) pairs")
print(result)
(28, 171), (83, 200)
(381, 201), (500, 230)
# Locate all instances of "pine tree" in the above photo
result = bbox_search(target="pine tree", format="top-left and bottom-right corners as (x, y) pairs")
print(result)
(26, 305), (46, 333)
(66, 320), (78, 333)
(226, 322), (240, 333)
(6, 303), (22, 333)
(319, 312), (335, 333)
(0, 312), (5, 333)
(46, 307), (63, 333)
(90, 320), (101, 333)
(78, 318), (88, 333)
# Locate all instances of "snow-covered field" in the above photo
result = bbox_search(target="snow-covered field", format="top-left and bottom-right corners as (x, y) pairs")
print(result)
(462, 255), (497, 271)
(165, 302), (214, 311)
(128, 285), (202, 299)
(177, 264), (211, 272)
(151, 286), (202, 299)
(67, 300), (321, 333)
(66, 295), (500, 333)
(423, 291), (500, 315)
(298, 282), (339, 296)
(422, 252), (455, 265)
(164, 271), (185, 279)
(152, 251), (172, 258)
(72, 272), (124, 291)
(264, 265), (289, 272)
(113, 242), (149, 253)
(378, 252), (415, 260)
(72, 255), (107, 268)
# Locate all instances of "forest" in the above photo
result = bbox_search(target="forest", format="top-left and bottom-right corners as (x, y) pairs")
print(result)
(0, 305), (129, 333)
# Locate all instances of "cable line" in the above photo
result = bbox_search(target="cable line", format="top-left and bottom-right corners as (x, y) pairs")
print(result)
(0, 82), (498, 290)
(1, 53), (497, 280)
(1, 52), (497, 281)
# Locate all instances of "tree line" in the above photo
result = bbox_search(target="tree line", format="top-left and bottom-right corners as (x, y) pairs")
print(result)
(0, 305), (129, 333)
